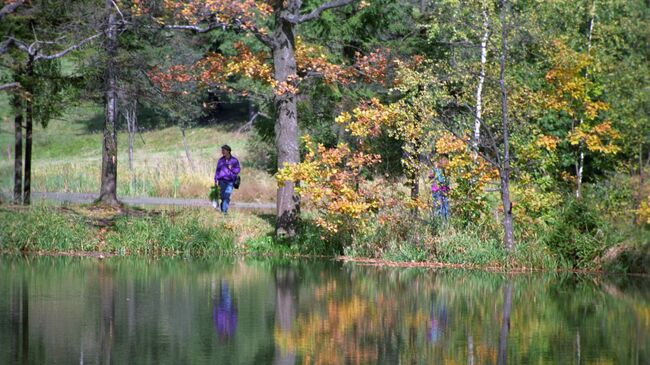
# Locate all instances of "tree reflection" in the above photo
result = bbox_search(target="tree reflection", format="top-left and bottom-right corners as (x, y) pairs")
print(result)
(9, 276), (29, 364)
(273, 268), (297, 365)
(0, 258), (648, 364)
(98, 263), (115, 364)
(497, 280), (513, 365)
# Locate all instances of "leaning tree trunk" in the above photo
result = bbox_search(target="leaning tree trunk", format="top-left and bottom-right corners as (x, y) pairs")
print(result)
(180, 126), (196, 171)
(272, 15), (300, 237)
(98, 1), (119, 206)
(499, 0), (514, 251)
(23, 59), (34, 205)
(125, 100), (136, 171)
(13, 95), (22, 205)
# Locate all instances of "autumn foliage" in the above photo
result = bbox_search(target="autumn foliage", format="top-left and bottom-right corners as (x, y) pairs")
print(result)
(544, 39), (620, 156)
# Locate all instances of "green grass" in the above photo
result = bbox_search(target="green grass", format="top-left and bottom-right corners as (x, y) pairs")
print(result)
(105, 212), (235, 256)
(0, 204), (98, 252)
(0, 205), (238, 257)
(0, 204), (343, 259)
(0, 203), (646, 273)
(0, 102), (276, 201)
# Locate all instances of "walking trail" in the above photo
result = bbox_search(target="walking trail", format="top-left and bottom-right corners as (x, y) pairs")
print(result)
(6, 192), (275, 210)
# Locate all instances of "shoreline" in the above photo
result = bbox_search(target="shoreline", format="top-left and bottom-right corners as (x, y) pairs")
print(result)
(1, 249), (646, 277)
(1, 203), (647, 276)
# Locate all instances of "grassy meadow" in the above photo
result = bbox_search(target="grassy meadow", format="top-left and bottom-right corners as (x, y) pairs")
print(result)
(0, 99), (276, 202)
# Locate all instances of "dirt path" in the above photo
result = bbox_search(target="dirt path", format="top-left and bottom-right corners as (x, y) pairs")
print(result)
(15, 192), (275, 210)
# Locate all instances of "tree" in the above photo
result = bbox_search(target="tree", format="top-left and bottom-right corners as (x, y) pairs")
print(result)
(97, 0), (120, 206)
(153, 0), (377, 237)
(543, 39), (620, 199)
(427, 0), (517, 250)
(1, 0), (102, 205)
(496, 0), (514, 251)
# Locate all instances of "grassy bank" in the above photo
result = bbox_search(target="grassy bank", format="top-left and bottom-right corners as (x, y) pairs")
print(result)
(0, 102), (276, 202)
(1, 204), (647, 273)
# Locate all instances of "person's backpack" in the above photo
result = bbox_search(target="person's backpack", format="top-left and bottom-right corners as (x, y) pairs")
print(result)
(234, 175), (241, 189)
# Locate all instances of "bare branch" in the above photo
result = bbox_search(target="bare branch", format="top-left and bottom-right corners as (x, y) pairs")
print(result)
(285, 0), (355, 24)
(110, 0), (125, 22)
(162, 22), (274, 48)
(0, 0), (25, 20)
(34, 33), (102, 61)
(0, 82), (21, 91)
(5, 37), (30, 53)
(163, 24), (225, 33)
(0, 38), (14, 55)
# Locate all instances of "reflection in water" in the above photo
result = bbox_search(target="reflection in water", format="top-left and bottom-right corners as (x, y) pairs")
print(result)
(497, 280), (513, 365)
(98, 263), (115, 364)
(9, 276), (28, 364)
(427, 301), (448, 343)
(0, 257), (648, 364)
(273, 268), (297, 365)
(213, 280), (237, 339)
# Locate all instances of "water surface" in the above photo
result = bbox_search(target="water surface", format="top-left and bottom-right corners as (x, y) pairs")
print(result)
(0, 256), (648, 364)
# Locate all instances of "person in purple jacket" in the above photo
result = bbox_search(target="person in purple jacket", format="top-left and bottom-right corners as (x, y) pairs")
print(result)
(214, 144), (240, 214)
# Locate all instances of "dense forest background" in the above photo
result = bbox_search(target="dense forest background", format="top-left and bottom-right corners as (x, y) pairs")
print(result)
(1, 0), (648, 270)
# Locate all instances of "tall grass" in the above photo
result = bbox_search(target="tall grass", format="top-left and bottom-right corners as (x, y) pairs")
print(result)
(0, 205), (238, 257)
(0, 103), (276, 201)
(0, 205), (98, 252)
(105, 212), (236, 256)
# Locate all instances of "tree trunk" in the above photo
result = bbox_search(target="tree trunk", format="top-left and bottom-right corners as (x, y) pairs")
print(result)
(409, 140), (421, 215)
(473, 4), (489, 159)
(126, 101), (136, 171)
(23, 59), (34, 205)
(501, 172), (514, 251)
(497, 281), (513, 365)
(576, 2), (595, 200)
(13, 95), (22, 205)
(576, 140), (584, 199)
(98, 1), (119, 206)
(272, 13), (300, 237)
(499, 0), (514, 251)
(126, 102), (136, 194)
(180, 126), (196, 171)
(634, 143), (644, 225)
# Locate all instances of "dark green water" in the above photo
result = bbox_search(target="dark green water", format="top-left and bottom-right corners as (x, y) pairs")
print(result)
(0, 256), (648, 364)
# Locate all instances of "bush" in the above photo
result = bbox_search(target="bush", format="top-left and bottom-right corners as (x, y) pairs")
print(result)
(435, 227), (506, 266)
(543, 198), (610, 268)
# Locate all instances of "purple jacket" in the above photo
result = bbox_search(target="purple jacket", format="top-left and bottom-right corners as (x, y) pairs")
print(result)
(215, 156), (241, 183)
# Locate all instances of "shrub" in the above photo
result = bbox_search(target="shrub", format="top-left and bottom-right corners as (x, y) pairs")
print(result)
(543, 198), (609, 268)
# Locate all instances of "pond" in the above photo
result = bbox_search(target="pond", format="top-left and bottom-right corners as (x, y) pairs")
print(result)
(0, 256), (648, 364)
